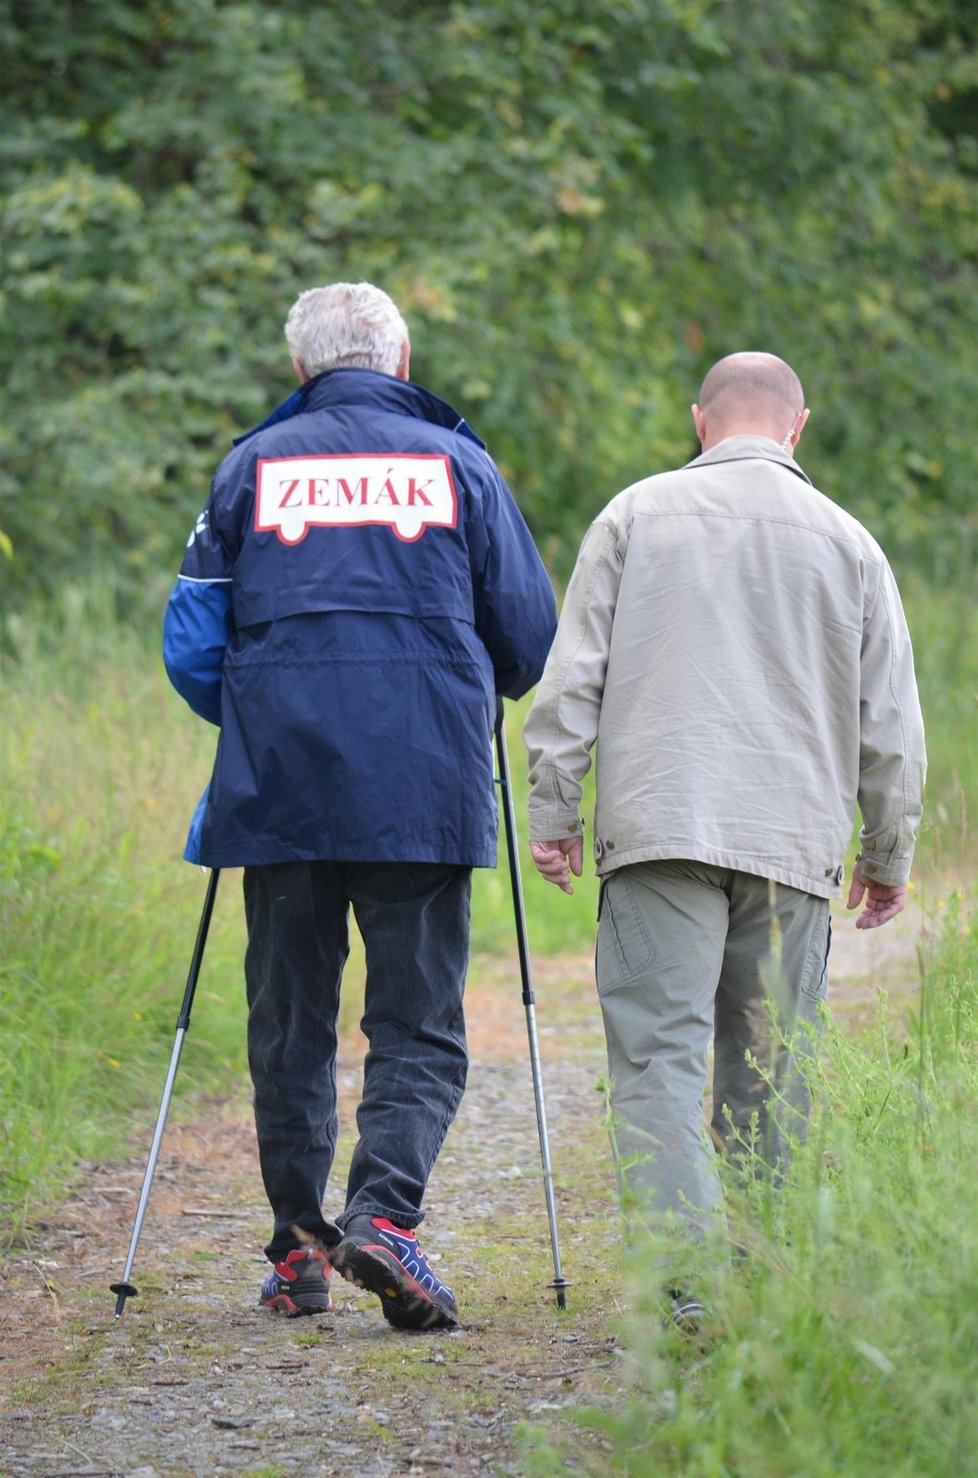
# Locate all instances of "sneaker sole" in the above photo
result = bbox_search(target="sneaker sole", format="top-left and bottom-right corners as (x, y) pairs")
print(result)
(260, 1292), (333, 1317)
(332, 1241), (458, 1331)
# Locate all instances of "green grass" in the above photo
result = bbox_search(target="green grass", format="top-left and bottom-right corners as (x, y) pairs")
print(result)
(522, 894), (978, 1476)
(1, 571), (974, 1249)
(1, 584), (250, 1240)
(902, 574), (978, 881)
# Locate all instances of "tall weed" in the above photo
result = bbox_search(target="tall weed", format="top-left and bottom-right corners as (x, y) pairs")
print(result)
(1, 585), (249, 1242)
(904, 576), (978, 881)
(523, 895), (978, 1476)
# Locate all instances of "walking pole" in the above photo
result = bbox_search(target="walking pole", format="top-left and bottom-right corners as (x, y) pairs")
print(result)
(494, 701), (569, 1310)
(110, 867), (221, 1318)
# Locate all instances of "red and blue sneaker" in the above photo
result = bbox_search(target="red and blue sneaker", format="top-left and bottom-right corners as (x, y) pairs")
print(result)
(331, 1214), (458, 1330)
(259, 1246), (333, 1317)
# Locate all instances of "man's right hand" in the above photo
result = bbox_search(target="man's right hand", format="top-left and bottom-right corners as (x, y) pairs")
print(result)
(529, 837), (584, 895)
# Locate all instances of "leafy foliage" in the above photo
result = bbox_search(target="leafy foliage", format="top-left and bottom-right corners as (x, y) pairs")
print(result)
(2, 0), (976, 607)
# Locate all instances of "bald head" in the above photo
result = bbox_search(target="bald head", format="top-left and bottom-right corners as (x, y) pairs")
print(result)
(692, 352), (809, 455)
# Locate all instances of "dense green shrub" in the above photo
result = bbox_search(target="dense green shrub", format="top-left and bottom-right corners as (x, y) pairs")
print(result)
(2, 0), (976, 609)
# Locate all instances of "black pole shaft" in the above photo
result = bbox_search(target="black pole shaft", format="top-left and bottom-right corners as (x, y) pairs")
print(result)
(494, 702), (569, 1309)
(110, 868), (221, 1317)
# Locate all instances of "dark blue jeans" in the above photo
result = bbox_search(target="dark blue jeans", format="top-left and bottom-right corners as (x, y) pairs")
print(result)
(243, 860), (471, 1262)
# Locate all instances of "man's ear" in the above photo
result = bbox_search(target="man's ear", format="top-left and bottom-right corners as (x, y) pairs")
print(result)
(292, 357), (309, 384)
(395, 340), (411, 381)
(691, 403), (707, 448)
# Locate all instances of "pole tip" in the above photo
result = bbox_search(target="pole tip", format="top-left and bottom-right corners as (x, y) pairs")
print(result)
(110, 1281), (138, 1318)
(549, 1276), (570, 1310)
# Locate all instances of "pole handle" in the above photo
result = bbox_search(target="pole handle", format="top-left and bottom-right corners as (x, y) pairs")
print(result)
(176, 867), (221, 1030)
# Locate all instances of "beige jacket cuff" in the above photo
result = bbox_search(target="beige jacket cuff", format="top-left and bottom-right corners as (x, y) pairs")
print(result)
(527, 806), (585, 843)
(854, 827), (916, 887)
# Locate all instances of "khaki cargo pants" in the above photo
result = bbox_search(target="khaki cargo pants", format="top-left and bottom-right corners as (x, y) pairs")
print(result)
(596, 859), (830, 1235)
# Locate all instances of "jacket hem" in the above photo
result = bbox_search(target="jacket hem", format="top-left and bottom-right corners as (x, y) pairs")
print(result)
(184, 844), (497, 869)
(595, 844), (843, 900)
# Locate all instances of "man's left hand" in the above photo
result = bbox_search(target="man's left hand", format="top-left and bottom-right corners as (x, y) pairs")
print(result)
(847, 868), (907, 929)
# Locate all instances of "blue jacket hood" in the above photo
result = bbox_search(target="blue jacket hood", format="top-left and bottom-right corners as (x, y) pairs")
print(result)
(233, 368), (487, 450)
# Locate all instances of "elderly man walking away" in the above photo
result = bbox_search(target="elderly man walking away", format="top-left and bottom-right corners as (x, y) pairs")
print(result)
(524, 352), (925, 1324)
(164, 282), (557, 1330)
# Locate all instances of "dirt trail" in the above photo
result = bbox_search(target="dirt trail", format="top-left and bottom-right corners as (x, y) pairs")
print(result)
(1, 907), (926, 1478)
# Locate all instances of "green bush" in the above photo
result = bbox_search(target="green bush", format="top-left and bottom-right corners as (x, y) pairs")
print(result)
(2, 1), (976, 604)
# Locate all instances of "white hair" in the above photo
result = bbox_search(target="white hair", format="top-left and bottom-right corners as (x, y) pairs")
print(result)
(284, 282), (409, 377)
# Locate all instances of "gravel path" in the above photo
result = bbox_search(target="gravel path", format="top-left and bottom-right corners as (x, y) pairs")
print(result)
(1, 909), (924, 1477)
(1, 956), (623, 1477)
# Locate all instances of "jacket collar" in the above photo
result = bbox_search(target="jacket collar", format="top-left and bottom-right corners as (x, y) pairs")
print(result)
(684, 434), (812, 486)
(233, 368), (486, 449)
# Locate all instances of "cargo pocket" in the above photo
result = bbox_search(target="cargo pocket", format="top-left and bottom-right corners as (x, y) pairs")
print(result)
(800, 910), (831, 1003)
(596, 873), (656, 994)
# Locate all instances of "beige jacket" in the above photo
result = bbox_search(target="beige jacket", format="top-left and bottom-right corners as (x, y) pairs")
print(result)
(525, 437), (925, 898)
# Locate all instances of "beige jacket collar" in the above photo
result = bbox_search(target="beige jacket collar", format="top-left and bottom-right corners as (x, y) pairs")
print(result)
(685, 434), (813, 485)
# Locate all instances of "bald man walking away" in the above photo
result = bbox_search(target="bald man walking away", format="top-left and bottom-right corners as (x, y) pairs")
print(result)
(524, 353), (925, 1328)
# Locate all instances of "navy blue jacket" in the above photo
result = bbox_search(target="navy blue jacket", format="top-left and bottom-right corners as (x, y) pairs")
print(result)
(163, 369), (557, 868)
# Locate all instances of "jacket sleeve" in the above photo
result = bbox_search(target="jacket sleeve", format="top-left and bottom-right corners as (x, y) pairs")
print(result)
(855, 559), (927, 885)
(162, 496), (236, 727)
(163, 578), (234, 726)
(523, 517), (624, 840)
(470, 464), (557, 699)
